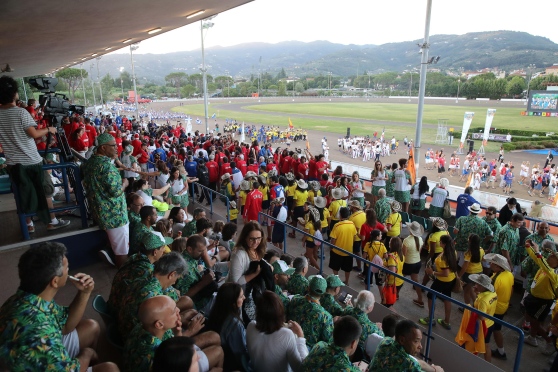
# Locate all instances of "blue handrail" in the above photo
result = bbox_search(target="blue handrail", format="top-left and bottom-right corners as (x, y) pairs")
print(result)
(191, 182), (230, 222)
(259, 211), (525, 372)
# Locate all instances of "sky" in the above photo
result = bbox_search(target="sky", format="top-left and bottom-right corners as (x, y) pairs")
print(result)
(110, 0), (558, 55)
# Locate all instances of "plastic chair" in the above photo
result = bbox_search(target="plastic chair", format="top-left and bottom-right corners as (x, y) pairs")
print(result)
(399, 212), (411, 225)
(411, 214), (427, 229)
(92, 295), (114, 325)
(425, 218), (433, 231)
(448, 226), (457, 239)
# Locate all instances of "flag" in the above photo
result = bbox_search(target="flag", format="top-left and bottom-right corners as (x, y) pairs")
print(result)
(306, 139), (310, 150)
(464, 172), (473, 188)
(553, 192), (558, 207)
(240, 122), (245, 142)
(211, 113), (216, 119)
(288, 118), (293, 129)
(407, 147), (416, 186)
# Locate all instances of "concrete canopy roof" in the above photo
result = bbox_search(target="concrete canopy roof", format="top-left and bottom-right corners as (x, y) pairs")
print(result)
(0, 0), (252, 78)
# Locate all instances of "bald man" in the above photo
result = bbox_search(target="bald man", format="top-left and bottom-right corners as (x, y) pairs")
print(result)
(123, 295), (224, 372)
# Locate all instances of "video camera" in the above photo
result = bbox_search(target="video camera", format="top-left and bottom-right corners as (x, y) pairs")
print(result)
(28, 77), (85, 126)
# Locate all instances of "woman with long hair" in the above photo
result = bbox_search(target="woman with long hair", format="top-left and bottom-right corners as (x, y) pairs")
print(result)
(362, 229), (387, 303)
(350, 171), (366, 208)
(393, 158), (412, 214)
(168, 207), (187, 238)
(419, 234), (458, 330)
(421, 218), (449, 288)
(227, 221), (267, 285)
(302, 206), (322, 269)
(410, 176), (429, 217)
(457, 233), (484, 309)
(206, 283), (250, 371)
(371, 161), (387, 206)
(132, 179), (171, 217)
(246, 291), (307, 372)
(167, 166), (190, 209)
(386, 237), (405, 307)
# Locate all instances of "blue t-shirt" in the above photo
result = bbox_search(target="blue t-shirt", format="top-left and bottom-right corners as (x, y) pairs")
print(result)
(455, 193), (479, 219)
(185, 161), (198, 177)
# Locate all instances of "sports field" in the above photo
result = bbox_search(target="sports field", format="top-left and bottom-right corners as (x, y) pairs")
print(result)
(173, 100), (556, 152)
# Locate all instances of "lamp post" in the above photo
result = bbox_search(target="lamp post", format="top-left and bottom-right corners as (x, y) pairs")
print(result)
(201, 18), (215, 135)
(90, 63), (97, 109)
(409, 71), (413, 102)
(130, 44), (140, 119)
(456, 67), (463, 103)
(525, 63), (536, 105)
(328, 72), (332, 96)
(96, 57), (104, 109)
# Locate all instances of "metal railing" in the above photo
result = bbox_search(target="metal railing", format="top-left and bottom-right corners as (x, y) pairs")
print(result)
(191, 182), (231, 222)
(260, 212), (525, 372)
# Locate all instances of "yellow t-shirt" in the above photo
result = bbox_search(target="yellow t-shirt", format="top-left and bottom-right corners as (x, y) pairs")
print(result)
(307, 190), (321, 204)
(527, 247), (558, 300)
(330, 220), (357, 257)
(464, 248), (485, 274)
(304, 221), (315, 242)
(474, 291), (498, 328)
(492, 270), (514, 315)
(387, 253), (405, 287)
(239, 190), (248, 207)
(287, 184), (297, 197)
(435, 253), (456, 282)
(363, 241), (387, 262)
(329, 200), (347, 221)
(428, 230), (450, 254)
(349, 210), (367, 242)
(259, 185), (269, 201)
(385, 212), (401, 237)
(230, 208), (239, 221)
(293, 190), (308, 207)
(321, 208), (330, 229)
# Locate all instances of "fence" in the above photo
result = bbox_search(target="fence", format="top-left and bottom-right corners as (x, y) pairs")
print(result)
(260, 212), (525, 372)
(190, 182), (231, 222)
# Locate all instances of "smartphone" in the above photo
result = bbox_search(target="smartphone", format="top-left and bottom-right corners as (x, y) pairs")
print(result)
(354, 361), (369, 372)
(344, 294), (353, 305)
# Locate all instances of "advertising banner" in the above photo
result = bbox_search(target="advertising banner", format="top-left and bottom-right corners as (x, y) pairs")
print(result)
(482, 109), (496, 145)
(460, 112), (474, 147)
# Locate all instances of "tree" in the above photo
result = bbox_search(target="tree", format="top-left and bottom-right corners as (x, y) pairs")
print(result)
(119, 71), (132, 91)
(278, 82), (286, 96)
(276, 68), (287, 80)
(181, 84), (196, 98)
(55, 68), (88, 103)
(100, 73), (114, 102)
(506, 76), (526, 97)
(295, 82), (305, 93)
(165, 72), (188, 98)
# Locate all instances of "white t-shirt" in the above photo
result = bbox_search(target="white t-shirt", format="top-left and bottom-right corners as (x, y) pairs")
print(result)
(0, 107), (43, 166)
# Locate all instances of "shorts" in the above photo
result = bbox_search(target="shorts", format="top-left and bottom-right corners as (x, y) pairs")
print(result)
(194, 345), (210, 372)
(293, 205), (305, 219)
(485, 313), (505, 343)
(329, 251), (353, 272)
(438, 166), (445, 173)
(402, 262), (421, 276)
(262, 200), (270, 210)
(524, 294), (554, 322)
(305, 240), (316, 249)
(353, 241), (362, 254)
(62, 329), (80, 358)
(427, 278), (455, 300)
(106, 223), (130, 256)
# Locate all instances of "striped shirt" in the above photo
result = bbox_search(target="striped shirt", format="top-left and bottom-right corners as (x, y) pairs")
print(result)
(0, 107), (42, 165)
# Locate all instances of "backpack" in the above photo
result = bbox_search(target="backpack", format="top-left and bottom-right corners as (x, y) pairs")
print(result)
(197, 166), (209, 185)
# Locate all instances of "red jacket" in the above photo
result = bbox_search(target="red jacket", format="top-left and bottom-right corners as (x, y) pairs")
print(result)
(206, 160), (219, 182)
(244, 189), (263, 221)
(220, 162), (232, 177)
(236, 159), (247, 175)
(280, 156), (292, 175)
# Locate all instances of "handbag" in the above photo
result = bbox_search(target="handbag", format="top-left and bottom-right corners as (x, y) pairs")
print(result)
(443, 199), (452, 219)
(452, 277), (463, 294)
(411, 198), (421, 208)
(382, 284), (397, 305)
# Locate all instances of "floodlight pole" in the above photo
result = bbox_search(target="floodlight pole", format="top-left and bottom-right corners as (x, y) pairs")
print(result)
(21, 78), (28, 102)
(96, 57), (104, 109)
(130, 44), (140, 120)
(80, 64), (87, 106)
(201, 20), (214, 135)
(414, 0), (433, 178)
(90, 64), (97, 109)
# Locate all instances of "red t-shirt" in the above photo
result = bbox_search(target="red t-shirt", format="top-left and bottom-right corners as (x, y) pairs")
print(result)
(206, 161), (219, 182)
(220, 163), (232, 177)
(298, 163), (309, 180)
(243, 189), (263, 221)
(316, 160), (328, 175)
(308, 159), (318, 179)
(267, 163), (278, 172)
(291, 160), (300, 175)
(115, 137), (123, 156)
(138, 149), (149, 164)
(236, 160), (247, 175)
(280, 156), (292, 175)
(131, 139), (143, 156)
(360, 222), (387, 248)
(247, 164), (259, 174)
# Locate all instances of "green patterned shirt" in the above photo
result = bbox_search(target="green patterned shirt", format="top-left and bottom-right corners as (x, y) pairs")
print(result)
(301, 342), (359, 372)
(483, 216), (502, 237)
(275, 285), (291, 309)
(343, 306), (384, 351)
(175, 251), (211, 310)
(0, 290), (79, 372)
(123, 324), (174, 372)
(287, 273), (309, 296)
(118, 276), (178, 339)
(182, 219), (197, 237)
(454, 215), (493, 252)
(493, 223), (521, 265)
(128, 210), (142, 254)
(385, 170), (395, 197)
(287, 295), (333, 349)
(521, 233), (555, 289)
(320, 293), (345, 317)
(370, 337), (422, 372)
(375, 197), (391, 226)
(83, 154), (128, 230)
(108, 253), (153, 314)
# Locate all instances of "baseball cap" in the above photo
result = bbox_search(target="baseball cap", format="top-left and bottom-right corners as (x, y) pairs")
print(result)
(326, 274), (345, 288)
(143, 231), (173, 250)
(308, 275), (327, 295)
(272, 260), (295, 276)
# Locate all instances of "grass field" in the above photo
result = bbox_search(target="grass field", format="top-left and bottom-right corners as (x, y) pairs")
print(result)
(172, 101), (555, 153)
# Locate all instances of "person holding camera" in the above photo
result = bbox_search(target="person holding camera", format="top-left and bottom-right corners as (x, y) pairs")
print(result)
(0, 76), (70, 233)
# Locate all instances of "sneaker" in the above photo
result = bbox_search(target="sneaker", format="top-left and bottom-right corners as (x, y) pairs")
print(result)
(523, 321), (531, 331)
(491, 349), (507, 360)
(98, 250), (115, 267)
(418, 317), (436, 326)
(524, 335), (539, 347)
(47, 219), (71, 231)
(542, 342), (555, 356)
(437, 319), (451, 330)
(27, 225), (35, 234)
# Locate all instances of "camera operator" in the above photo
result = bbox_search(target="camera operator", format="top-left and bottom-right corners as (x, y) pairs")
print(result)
(0, 76), (70, 233)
